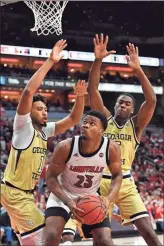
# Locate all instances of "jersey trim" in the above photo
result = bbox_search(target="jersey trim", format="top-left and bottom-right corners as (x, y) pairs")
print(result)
(130, 118), (140, 145)
(12, 129), (35, 151)
(40, 130), (48, 141)
(14, 149), (22, 173)
(78, 136), (104, 158)
(65, 137), (75, 163)
(107, 115), (112, 121)
(113, 117), (129, 129)
(106, 138), (110, 166)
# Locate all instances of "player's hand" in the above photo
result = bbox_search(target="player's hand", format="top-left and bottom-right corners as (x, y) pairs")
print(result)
(100, 196), (110, 217)
(67, 199), (84, 224)
(125, 43), (140, 70)
(73, 80), (88, 97)
(93, 33), (116, 59)
(50, 39), (67, 63)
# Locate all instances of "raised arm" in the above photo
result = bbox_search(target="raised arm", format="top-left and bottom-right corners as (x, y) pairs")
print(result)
(54, 80), (88, 136)
(107, 141), (122, 203)
(17, 39), (67, 115)
(88, 34), (116, 118)
(125, 44), (156, 140)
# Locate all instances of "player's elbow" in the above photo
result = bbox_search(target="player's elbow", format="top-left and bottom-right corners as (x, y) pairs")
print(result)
(46, 175), (55, 191)
(68, 115), (79, 126)
(148, 94), (157, 106)
(23, 87), (33, 97)
(88, 85), (98, 94)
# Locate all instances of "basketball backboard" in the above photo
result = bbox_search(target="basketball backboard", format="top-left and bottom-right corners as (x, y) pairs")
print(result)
(0, 0), (22, 6)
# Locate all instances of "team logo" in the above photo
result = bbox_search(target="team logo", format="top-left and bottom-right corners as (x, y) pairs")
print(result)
(25, 220), (34, 227)
(99, 153), (104, 158)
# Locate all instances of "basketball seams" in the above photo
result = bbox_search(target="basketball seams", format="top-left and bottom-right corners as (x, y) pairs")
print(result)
(76, 195), (107, 225)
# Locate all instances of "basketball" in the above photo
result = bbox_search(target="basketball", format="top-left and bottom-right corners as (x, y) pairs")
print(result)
(76, 195), (107, 225)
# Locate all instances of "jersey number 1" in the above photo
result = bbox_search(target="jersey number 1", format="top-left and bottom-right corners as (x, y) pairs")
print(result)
(74, 175), (94, 188)
(37, 156), (44, 173)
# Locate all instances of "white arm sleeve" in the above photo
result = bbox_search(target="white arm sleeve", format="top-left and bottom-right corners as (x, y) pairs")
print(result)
(12, 113), (34, 149)
(43, 122), (56, 138)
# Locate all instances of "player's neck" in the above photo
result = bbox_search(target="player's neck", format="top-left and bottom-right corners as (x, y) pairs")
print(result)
(80, 136), (103, 155)
(113, 115), (129, 126)
(33, 123), (42, 132)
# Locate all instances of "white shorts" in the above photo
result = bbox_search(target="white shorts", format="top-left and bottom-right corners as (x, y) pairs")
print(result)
(46, 189), (79, 214)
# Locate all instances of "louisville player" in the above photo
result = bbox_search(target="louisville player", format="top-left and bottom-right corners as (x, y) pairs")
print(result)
(44, 110), (122, 246)
(88, 34), (161, 246)
(1, 39), (88, 245)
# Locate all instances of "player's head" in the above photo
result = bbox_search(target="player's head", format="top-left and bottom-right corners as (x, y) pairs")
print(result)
(114, 93), (135, 120)
(31, 94), (48, 127)
(81, 110), (107, 140)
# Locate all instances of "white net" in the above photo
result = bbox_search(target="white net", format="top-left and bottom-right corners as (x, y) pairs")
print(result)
(24, 1), (68, 36)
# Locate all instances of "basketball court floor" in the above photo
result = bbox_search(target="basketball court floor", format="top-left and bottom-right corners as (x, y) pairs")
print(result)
(60, 234), (164, 245)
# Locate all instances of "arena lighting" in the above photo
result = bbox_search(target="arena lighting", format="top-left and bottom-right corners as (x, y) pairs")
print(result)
(1, 90), (20, 95)
(105, 66), (133, 72)
(68, 94), (76, 99)
(34, 60), (45, 65)
(1, 58), (19, 63)
(68, 63), (83, 68)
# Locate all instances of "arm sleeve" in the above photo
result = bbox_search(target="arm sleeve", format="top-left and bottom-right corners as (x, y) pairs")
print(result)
(13, 112), (32, 133)
(12, 113), (34, 149)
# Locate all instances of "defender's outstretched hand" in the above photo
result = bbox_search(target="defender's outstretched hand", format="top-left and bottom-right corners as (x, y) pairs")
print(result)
(125, 43), (140, 70)
(73, 80), (88, 97)
(50, 39), (67, 63)
(93, 33), (116, 59)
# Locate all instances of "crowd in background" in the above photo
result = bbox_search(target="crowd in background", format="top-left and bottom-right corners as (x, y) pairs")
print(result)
(0, 97), (65, 112)
(0, 63), (163, 86)
(0, 103), (163, 245)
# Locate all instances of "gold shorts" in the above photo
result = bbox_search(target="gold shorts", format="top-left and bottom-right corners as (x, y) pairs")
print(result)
(63, 218), (77, 236)
(100, 173), (149, 225)
(1, 183), (45, 235)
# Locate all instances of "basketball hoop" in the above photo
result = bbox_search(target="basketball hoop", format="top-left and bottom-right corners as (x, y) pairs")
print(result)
(24, 1), (68, 36)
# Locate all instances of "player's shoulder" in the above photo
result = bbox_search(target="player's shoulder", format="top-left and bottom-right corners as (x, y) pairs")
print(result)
(56, 137), (74, 150)
(109, 140), (120, 153)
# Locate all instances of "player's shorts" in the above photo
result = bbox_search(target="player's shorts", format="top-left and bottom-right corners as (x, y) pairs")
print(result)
(1, 182), (45, 237)
(100, 171), (149, 226)
(82, 216), (110, 238)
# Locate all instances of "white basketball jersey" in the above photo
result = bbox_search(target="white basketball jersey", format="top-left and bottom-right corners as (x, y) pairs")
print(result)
(59, 136), (110, 197)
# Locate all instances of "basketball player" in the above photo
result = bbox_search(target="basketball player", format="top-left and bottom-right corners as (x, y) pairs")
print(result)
(45, 110), (122, 246)
(1, 39), (88, 246)
(88, 34), (161, 246)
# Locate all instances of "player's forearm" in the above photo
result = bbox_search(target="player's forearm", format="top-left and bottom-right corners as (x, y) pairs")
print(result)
(88, 58), (102, 92)
(47, 177), (71, 205)
(135, 67), (156, 105)
(69, 95), (85, 124)
(107, 173), (122, 202)
(25, 58), (55, 95)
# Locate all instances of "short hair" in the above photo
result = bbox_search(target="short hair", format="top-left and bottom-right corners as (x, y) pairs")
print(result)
(33, 94), (47, 105)
(85, 110), (108, 131)
(117, 93), (135, 107)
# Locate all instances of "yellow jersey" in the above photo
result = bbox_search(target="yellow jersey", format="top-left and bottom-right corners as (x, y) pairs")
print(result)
(103, 116), (140, 174)
(4, 129), (47, 190)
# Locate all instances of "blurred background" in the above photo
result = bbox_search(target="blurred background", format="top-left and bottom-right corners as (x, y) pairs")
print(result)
(0, 1), (164, 245)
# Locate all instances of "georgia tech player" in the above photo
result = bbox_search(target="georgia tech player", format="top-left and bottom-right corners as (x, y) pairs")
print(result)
(88, 34), (161, 246)
(1, 39), (88, 246)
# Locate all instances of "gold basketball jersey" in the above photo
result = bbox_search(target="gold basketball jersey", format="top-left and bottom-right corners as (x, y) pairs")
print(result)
(4, 129), (47, 190)
(103, 116), (139, 174)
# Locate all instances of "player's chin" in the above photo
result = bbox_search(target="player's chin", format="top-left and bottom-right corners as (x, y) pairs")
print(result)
(80, 134), (88, 140)
(40, 122), (47, 127)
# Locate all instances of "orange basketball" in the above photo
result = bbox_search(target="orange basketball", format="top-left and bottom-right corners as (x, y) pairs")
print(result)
(76, 195), (107, 225)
